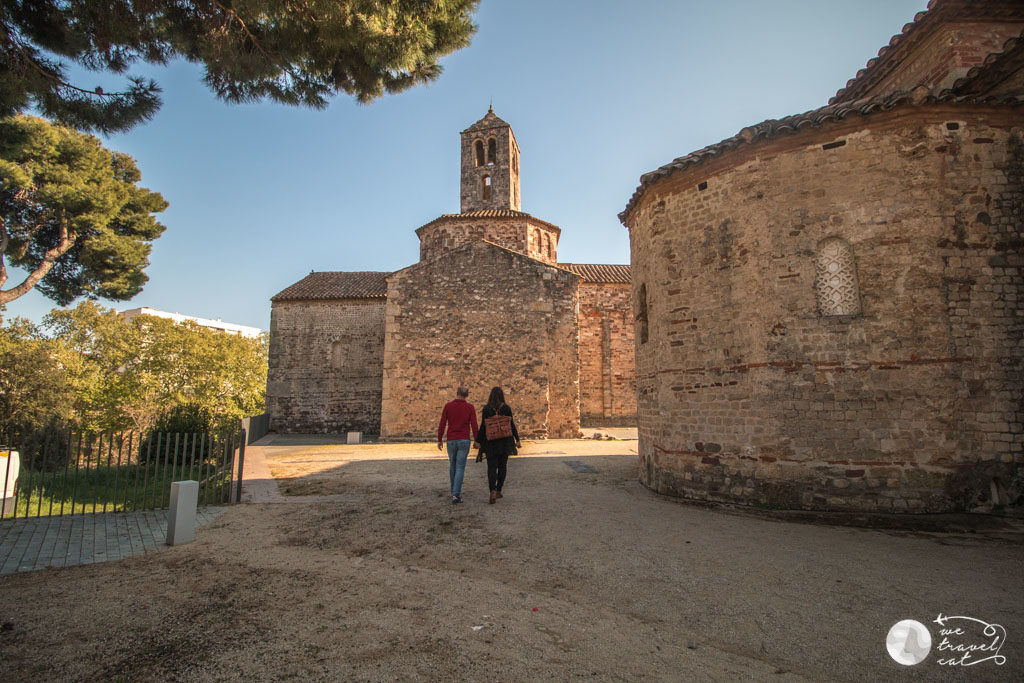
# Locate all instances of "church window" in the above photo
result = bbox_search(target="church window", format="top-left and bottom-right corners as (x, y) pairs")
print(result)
(475, 140), (485, 167)
(482, 175), (491, 200)
(487, 138), (497, 165)
(331, 341), (345, 369)
(636, 284), (649, 344)
(814, 237), (861, 316)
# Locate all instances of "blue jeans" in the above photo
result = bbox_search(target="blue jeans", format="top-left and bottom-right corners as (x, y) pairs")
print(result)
(446, 439), (470, 498)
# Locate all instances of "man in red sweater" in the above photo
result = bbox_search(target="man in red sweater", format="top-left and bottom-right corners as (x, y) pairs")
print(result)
(437, 384), (479, 504)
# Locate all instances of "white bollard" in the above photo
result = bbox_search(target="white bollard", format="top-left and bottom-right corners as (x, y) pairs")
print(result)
(1, 449), (19, 512)
(347, 431), (362, 444)
(166, 480), (199, 546)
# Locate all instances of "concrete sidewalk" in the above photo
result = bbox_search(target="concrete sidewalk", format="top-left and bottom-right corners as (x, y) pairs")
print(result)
(0, 507), (224, 575)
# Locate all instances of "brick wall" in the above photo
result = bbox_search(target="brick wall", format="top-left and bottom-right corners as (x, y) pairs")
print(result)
(625, 107), (1022, 512)
(578, 282), (637, 425)
(267, 299), (386, 433)
(860, 22), (1023, 98)
(381, 241), (580, 439)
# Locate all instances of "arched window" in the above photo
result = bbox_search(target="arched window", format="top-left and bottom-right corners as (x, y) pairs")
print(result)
(487, 138), (497, 165)
(547, 234), (554, 259)
(636, 284), (649, 344)
(474, 140), (485, 167)
(814, 237), (861, 316)
(331, 341), (345, 369)
(482, 175), (491, 200)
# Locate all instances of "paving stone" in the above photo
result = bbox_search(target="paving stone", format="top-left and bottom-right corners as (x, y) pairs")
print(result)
(0, 507), (226, 575)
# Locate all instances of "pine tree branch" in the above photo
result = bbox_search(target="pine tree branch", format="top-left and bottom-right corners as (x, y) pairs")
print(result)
(207, 0), (304, 82)
(6, 33), (144, 100)
(0, 214), (76, 305)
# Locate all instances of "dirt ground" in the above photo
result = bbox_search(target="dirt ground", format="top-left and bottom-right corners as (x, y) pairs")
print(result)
(1, 435), (1022, 681)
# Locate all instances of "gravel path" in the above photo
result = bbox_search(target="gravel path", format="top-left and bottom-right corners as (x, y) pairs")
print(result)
(0, 436), (1021, 681)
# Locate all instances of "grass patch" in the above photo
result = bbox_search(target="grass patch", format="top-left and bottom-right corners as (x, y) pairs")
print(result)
(1, 461), (233, 519)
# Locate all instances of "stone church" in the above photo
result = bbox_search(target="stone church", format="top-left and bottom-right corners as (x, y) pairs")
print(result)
(268, 109), (635, 438)
(621, 0), (1023, 513)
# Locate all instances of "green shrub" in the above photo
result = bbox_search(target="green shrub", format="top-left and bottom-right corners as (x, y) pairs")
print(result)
(140, 404), (219, 465)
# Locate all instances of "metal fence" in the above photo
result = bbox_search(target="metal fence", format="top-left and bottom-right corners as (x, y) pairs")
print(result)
(241, 413), (270, 444)
(0, 427), (246, 520)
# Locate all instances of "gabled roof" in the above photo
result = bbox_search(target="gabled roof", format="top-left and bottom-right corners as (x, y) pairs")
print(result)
(618, 87), (1022, 226)
(416, 209), (562, 236)
(830, 0), (1024, 104)
(271, 271), (389, 301)
(560, 264), (631, 284)
(462, 106), (510, 133)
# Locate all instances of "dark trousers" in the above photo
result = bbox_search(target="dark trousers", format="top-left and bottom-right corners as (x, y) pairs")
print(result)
(487, 453), (509, 491)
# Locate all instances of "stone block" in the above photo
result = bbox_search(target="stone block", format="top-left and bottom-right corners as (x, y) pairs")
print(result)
(166, 481), (199, 546)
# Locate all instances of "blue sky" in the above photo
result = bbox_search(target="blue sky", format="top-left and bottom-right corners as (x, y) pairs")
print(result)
(4, 0), (929, 331)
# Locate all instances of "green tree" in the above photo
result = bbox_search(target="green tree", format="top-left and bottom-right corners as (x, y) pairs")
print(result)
(0, 316), (73, 429)
(43, 301), (139, 431)
(0, 115), (167, 306)
(1, 0), (480, 134)
(42, 303), (267, 432)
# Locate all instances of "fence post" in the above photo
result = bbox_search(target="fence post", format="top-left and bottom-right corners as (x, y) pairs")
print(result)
(235, 430), (246, 503)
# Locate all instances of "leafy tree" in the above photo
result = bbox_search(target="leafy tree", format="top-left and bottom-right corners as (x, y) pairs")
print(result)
(0, 115), (167, 306)
(1, 0), (480, 134)
(41, 302), (267, 432)
(43, 301), (139, 431)
(0, 316), (73, 430)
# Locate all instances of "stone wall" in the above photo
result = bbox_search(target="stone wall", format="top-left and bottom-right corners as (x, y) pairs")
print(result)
(267, 299), (386, 433)
(418, 215), (559, 265)
(578, 282), (637, 425)
(461, 122), (521, 212)
(381, 241), (580, 439)
(625, 108), (1023, 512)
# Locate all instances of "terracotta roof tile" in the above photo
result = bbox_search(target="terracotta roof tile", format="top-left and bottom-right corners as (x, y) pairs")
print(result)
(416, 210), (561, 235)
(560, 264), (631, 284)
(272, 271), (389, 301)
(619, 87), (1023, 226)
(830, 0), (1024, 104)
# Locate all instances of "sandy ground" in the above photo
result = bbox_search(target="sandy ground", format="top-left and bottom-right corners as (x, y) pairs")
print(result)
(1, 435), (1022, 681)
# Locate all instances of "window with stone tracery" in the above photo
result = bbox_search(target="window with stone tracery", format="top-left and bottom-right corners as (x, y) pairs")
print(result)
(814, 236), (861, 316)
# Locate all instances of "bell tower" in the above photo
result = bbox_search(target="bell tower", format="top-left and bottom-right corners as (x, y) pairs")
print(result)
(460, 107), (521, 213)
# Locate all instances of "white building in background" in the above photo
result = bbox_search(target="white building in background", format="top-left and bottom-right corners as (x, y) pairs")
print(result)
(119, 307), (264, 338)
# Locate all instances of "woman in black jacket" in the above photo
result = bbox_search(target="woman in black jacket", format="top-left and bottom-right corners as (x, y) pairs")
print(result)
(477, 386), (521, 504)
